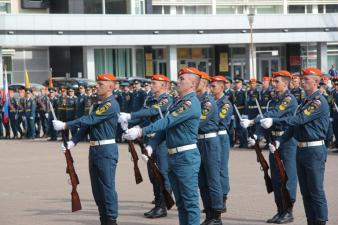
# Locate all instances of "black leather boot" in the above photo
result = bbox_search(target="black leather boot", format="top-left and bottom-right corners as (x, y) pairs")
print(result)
(106, 218), (117, 225)
(276, 207), (294, 224)
(100, 217), (106, 225)
(307, 220), (314, 225)
(222, 195), (227, 213)
(144, 207), (156, 217)
(145, 207), (167, 219)
(315, 221), (326, 225)
(206, 209), (223, 225)
(201, 208), (212, 225)
(267, 212), (282, 223)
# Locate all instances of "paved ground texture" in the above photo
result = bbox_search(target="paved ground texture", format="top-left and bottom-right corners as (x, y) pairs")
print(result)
(0, 139), (337, 225)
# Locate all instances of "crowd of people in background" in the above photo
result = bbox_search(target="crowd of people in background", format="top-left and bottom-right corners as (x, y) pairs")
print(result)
(0, 68), (337, 150)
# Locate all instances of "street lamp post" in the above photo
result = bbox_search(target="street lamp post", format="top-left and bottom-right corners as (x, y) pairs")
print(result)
(248, 12), (255, 79)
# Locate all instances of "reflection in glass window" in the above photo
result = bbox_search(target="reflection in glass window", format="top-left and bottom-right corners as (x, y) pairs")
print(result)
(84, 0), (102, 14)
(106, 0), (127, 14)
(256, 5), (283, 14)
(288, 5), (305, 14)
(216, 6), (236, 14)
(0, 2), (11, 13)
(94, 49), (132, 77)
(153, 5), (162, 14)
(318, 5), (324, 13)
(326, 4), (338, 13)
(300, 43), (317, 68)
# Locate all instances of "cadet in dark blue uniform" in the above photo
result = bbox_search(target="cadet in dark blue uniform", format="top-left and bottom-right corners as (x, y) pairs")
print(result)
(8, 88), (19, 138)
(330, 78), (338, 149)
(119, 74), (173, 219)
(233, 77), (248, 148)
(196, 72), (223, 225)
(24, 89), (36, 139)
(243, 71), (298, 224)
(246, 79), (260, 136)
(47, 88), (58, 141)
(76, 85), (86, 118)
(66, 88), (77, 138)
(123, 67), (202, 225)
(117, 81), (132, 113)
(53, 74), (120, 225)
(260, 77), (272, 113)
(130, 79), (147, 112)
(291, 74), (305, 104)
(210, 76), (233, 214)
(260, 68), (329, 225)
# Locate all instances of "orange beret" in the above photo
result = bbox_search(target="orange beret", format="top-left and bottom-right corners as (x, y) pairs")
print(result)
(302, 67), (323, 77)
(97, 73), (117, 81)
(178, 67), (203, 77)
(210, 75), (227, 83)
(262, 76), (270, 81)
(272, 70), (292, 79)
(151, 74), (170, 82)
(199, 71), (210, 81)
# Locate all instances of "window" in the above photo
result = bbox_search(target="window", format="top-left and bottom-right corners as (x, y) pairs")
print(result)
(176, 6), (183, 14)
(327, 44), (338, 72)
(0, 1), (11, 13)
(185, 6), (196, 14)
(84, 0), (102, 14)
(288, 5), (305, 14)
(216, 6), (236, 14)
(326, 4), (338, 13)
(300, 43), (317, 68)
(94, 49), (132, 77)
(152, 6), (162, 14)
(106, 0), (127, 14)
(163, 6), (170, 14)
(306, 5), (312, 14)
(256, 5), (283, 14)
(318, 5), (324, 13)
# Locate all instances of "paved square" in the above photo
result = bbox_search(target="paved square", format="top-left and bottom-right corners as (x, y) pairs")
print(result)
(0, 140), (337, 225)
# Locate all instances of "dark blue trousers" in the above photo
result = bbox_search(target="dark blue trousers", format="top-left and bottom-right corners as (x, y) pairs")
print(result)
(296, 145), (328, 223)
(89, 145), (119, 220)
(219, 133), (231, 196)
(198, 137), (223, 210)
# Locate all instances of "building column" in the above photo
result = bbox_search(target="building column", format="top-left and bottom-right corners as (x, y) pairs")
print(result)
(0, 47), (3, 87)
(168, 46), (178, 81)
(317, 42), (328, 73)
(131, 47), (137, 77)
(283, 0), (288, 15)
(83, 47), (96, 80)
(212, 0), (216, 15)
(248, 44), (257, 79)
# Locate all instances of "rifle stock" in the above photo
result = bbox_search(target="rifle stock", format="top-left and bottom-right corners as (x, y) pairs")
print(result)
(62, 131), (82, 212)
(253, 138), (273, 194)
(136, 139), (175, 210)
(127, 140), (143, 184)
(273, 150), (292, 210)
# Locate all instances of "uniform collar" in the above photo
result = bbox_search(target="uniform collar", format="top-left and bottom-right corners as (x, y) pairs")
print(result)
(305, 90), (320, 101)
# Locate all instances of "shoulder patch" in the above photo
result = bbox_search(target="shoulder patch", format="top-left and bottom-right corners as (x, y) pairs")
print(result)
(303, 100), (320, 116)
(219, 103), (230, 119)
(95, 102), (111, 115)
(278, 96), (292, 111)
(171, 100), (191, 117)
(200, 101), (212, 120)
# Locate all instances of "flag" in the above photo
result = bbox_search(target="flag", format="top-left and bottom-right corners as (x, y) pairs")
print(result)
(25, 69), (31, 88)
(2, 67), (9, 124)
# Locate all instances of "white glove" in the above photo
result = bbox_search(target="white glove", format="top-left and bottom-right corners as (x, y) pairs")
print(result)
(45, 113), (49, 119)
(61, 140), (75, 153)
(122, 126), (142, 140)
(120, 121), (128, 131)
(260, 118), (273, 129)
(22, 116), (26, 120)
(247, 134), (257, 148)
(118, 113), (131, 124)
(53, 120), (66, 131)
(231, 115), (235, 120)
(141, 145), (153, 162)
(268, 141), (280, 154)
(240, 119), (254, 128)
(330, 118), (333, 122)
(29, 116), (34, 120)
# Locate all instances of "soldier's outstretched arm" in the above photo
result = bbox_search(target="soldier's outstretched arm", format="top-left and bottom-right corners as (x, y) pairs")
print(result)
(131, 97), (171, 119)
(71, 126), (90, 145)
